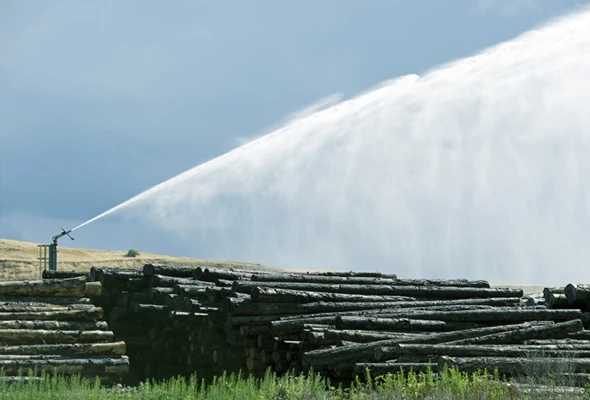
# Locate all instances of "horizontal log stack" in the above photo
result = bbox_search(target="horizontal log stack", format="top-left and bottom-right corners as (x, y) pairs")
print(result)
(77, 265), (590, 387)
(0, 276), (129, 383)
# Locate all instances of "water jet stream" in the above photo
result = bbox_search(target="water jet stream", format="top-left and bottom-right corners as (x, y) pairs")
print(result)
(74, 7), (590, 283)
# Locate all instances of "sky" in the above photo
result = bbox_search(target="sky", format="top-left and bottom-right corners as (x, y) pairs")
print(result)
(1, 0), (589, 262)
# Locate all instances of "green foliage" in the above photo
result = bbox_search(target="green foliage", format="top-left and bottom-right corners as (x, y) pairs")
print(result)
(0, 366), (588, 400)
(124, 248), (140, 258)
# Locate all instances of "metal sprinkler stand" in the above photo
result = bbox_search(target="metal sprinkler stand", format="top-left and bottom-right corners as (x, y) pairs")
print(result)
(38, 227), (74, 272)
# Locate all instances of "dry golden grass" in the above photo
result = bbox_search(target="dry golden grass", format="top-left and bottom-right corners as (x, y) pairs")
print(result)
(0, 238), (280, 281)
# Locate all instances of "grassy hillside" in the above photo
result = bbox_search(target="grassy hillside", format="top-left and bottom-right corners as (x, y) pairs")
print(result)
(0, 238), (279, 281)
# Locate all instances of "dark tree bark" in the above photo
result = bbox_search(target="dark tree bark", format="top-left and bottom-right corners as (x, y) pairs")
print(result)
(565, 284), (590, 305)
(0, 356), (130, 376)
(250, 287), (415, 303)
(324, 329), (423, 344)
(142, 264), (197, 278)
(194, 267), (255, 282)
(85, 282), (102, 297)
(233, 281), (522, 298)
(0, 296), (91, 305)
(546, 293), (572, 308)
(335, 316), (478, 332)
(221, 298), (430, 316)
(149, 274), (214, 288)
(445, 319), (583, 345)
(0, 303), (94, 313)
(0, 308), (103, 321)
(0, 320), (108, 331)
(543, 287), (565, 300)
(250, 273), (402, 285)
(92, 268), (143, 284)
(390, 279), (489, 288)
(0, 341), (126, 356)
(42, 271), (89, 280)
(174, 285), (208, 299)
(0, 329), (114, 343)
(0, 277), (86, 298)
(371, 308), (581, 323)
(301, 271), (398, 279)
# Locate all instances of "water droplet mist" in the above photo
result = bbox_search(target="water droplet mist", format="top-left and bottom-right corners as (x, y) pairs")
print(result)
(73, 7), (590, 284)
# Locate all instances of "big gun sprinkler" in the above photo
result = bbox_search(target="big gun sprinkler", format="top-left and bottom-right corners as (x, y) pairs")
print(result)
(38, 227), (75, 272)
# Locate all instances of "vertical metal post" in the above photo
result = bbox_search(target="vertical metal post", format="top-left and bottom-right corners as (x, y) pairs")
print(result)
(49, 243), (58, 271)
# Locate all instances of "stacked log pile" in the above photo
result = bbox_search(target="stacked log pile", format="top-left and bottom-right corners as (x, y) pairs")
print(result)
(81, 265), (590, 386)
(0, 276), (128, 383)
(86, 266), (223, 381)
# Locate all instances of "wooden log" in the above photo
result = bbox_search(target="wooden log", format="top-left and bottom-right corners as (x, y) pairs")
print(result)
(569, 331), (590, 340)
(42, 270), (89, 280)
(0, 356), (130, 376)
(222, 298), (480, 317)
(438, 355), (590, 375)
(325, 330), (424, 344)
(0, 303), (94, 313)
(0, 297), (91, 305)
(132, 303), (168, 319)
(252, 274), (488, 288)
(0, 308), (103, 321)
(0, 341), (126, 356)
(194, 267), (256, 282)
(250, 273), (402, 285)
(369, 308), (581, 323)
(335, 317), (477, 332)
(299, 271), (397, 279)
(445, 319), (583, 345)
(394, 343), (590, 358)
(250, 287), (415, 303)
(91, 268), (142, 283)
(173, 285), (208, 299)
(304, 322), (542, 368)
(270, 318), (339, 337)
(565, 284), (590, 305)
(307, 271), (399, 278)
(0, 320), (108, 331)
(305, 331), (335, 346)
(525, 297), (544, 307)
(0, 277), (86, 298)
(309, 297), (521, 311)
(126, 277), (149, 292)
(149, 274), (214, 288)
(393, 278), (489, 288)
(149, 287), (175, 305)
(546, 293), (571, 308)
(525, 339), (590, 345)
(143, 264), (196, 278)
(233, 281), (521, 298)
(85, 281), (102, 297)
(543, 287), (565, 300)
(0, 329), (114, 343)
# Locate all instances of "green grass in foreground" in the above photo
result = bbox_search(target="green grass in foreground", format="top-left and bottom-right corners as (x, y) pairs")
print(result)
(1, 367), (589, 400)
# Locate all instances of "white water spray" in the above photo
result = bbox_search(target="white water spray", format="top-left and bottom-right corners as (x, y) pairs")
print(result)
(75, 7), (590, 283)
